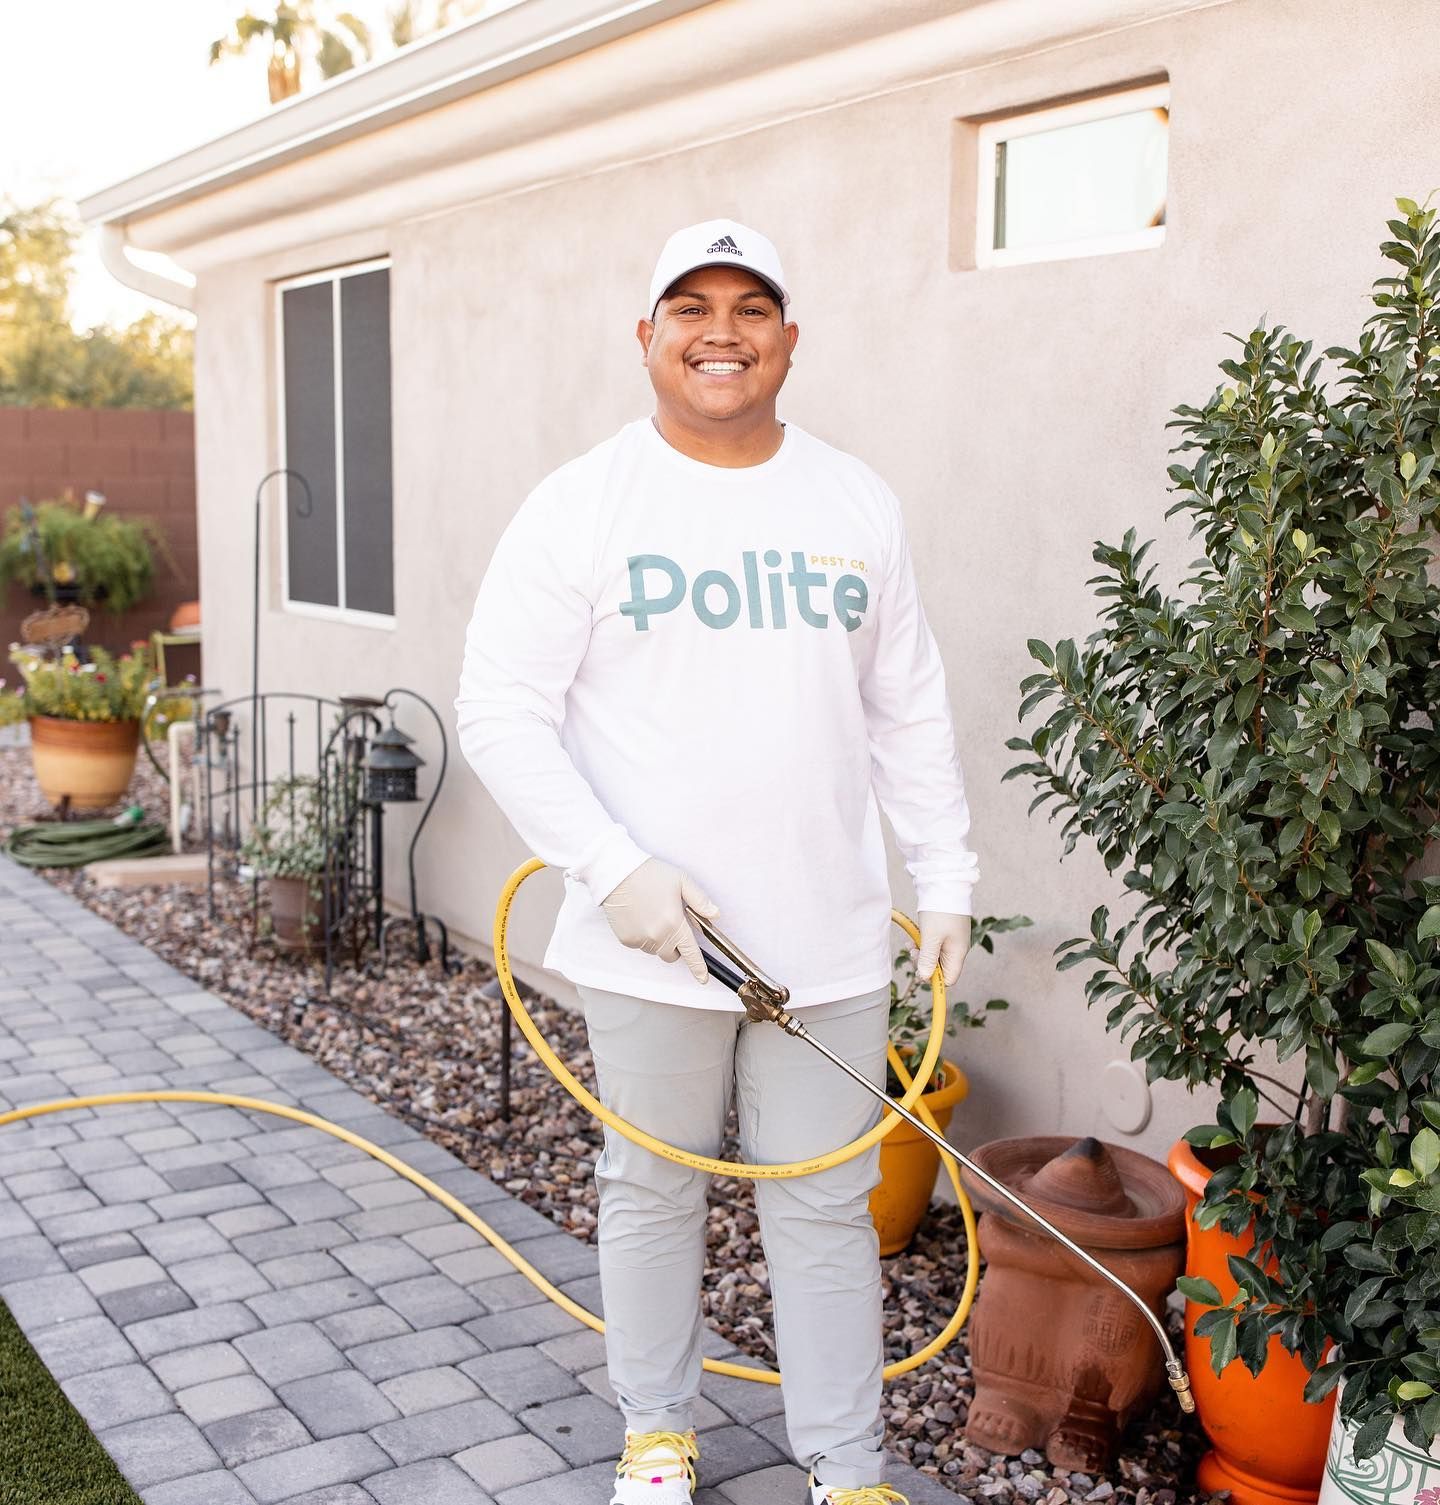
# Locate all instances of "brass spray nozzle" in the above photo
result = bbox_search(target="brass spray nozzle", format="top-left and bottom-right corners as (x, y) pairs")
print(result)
(1167, 1362), (1196, 1413)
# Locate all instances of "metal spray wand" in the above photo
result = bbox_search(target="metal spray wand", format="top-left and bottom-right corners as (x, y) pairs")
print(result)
(685, 906), (1196, 1414)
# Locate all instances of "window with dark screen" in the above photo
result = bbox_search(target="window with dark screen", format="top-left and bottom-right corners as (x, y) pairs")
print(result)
(277, 260), (394, 620)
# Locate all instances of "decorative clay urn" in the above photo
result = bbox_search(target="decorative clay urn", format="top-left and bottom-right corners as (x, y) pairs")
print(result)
(961, 1135), (1187, 1472)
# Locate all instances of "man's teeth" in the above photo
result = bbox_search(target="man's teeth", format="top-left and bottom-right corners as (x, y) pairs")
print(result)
(695, 361), (745, 373)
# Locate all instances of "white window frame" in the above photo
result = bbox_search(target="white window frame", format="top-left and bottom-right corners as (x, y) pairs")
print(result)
(975, 82), (1169, 270)
(274, 256), (396, 630)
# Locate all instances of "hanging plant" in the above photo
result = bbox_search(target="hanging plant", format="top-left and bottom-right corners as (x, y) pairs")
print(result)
(0, 496), (163, 613)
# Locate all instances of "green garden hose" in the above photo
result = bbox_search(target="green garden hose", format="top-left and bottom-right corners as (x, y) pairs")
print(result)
(3, 806), (170, 868)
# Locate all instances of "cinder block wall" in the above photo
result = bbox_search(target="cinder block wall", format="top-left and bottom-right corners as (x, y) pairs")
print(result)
(0, 407), (199, 677)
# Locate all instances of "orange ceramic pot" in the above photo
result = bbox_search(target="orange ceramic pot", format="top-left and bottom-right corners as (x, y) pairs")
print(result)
(1168, 1137), (1335, 1505)
(869, 1059), (968, 1255)
(29, 715), (140, 812)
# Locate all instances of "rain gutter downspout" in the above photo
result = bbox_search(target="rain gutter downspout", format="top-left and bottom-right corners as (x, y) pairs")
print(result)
(97, 223), (195, 313)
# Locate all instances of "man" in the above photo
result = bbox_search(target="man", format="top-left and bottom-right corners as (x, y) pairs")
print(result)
(455, 218), (978, 1505)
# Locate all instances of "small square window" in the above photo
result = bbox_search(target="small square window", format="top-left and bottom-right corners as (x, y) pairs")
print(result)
(976, 83), (1169, 267)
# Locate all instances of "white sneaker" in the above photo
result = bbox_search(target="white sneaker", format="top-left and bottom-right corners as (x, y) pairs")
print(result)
(807, 1475), (909, 1504)
(610, 1429), (699, 1504)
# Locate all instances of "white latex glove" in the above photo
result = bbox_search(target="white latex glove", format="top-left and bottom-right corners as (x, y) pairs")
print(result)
(600, 857), (720, 984)
(916, 912), (972, 988)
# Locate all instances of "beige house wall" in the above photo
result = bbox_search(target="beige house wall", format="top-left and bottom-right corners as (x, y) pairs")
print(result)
(186, 0), (1439, 1157)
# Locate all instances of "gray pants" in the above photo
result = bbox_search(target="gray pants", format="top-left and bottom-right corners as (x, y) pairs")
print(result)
(577, 982), (891, 1490)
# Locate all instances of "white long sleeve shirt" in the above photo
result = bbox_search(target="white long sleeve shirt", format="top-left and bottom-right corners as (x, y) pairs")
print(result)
(454, 416), (978, 1010)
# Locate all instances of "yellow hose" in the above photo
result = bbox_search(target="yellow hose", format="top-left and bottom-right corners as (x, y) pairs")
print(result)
(0, 858), (980, 1388)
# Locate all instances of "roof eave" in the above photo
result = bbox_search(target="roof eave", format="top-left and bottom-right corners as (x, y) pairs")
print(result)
(77, 0), (719, 227)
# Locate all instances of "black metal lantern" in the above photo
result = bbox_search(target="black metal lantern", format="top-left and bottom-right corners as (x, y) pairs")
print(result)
(364, 720), (423, 803)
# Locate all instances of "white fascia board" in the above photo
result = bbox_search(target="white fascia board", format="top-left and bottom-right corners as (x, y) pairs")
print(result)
(77, 0), (721, 227)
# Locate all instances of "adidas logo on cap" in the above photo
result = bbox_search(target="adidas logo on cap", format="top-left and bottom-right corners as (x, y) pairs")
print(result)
(648, 221), (787, 315)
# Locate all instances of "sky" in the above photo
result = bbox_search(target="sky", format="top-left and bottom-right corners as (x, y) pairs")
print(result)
(0, 1), (422, 330)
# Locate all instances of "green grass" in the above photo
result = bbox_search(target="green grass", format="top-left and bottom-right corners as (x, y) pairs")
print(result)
(0, 1295), (143, 1505)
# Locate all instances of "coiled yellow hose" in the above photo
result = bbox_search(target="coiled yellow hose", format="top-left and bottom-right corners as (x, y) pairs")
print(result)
(0, 857), (980, 1388)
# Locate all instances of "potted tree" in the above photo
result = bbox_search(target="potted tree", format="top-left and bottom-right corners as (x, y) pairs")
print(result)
(239, 775), (330, 953)
(0, 494), (163, 616)
(870, 913), (1030, 1254)
(1, 644), (158, 810)
(1007, 196), (1440, 1495)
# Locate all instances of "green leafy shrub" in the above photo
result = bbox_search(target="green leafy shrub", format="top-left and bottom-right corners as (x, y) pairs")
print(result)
(889, 914), (1031, 1095)
(1007, 197), (1440, 1459)
(0, 497), (163, 613)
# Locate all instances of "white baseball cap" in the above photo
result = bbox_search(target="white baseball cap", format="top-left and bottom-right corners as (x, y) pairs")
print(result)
(647, 218), (790, 318)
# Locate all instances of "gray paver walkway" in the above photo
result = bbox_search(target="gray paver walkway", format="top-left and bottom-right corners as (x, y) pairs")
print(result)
(0, 856), (956, 1504)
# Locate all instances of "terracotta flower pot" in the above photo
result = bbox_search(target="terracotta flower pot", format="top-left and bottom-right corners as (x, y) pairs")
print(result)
(29, 715), (140, 812)
(265, 875), (327, 953)
(869, 1059), (968, 1255)
(1168, 1136), (1335, 1505)
(1319, 1379), (1440, 1505)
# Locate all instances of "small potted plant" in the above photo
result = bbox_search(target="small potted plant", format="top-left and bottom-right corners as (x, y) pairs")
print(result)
(870, 913), (1031, 1254)
(0, 493), (164, 614)
(1008, 197), (1440, 1498)
(1, 643), (158, 810)
(239, 775), (330, 953)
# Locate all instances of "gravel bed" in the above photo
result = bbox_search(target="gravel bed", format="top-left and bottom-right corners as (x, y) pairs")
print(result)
(0, 744), (1218, 1501)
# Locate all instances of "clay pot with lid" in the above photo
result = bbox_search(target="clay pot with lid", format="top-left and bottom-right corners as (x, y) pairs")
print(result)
(961, 1135), (1187, 1472)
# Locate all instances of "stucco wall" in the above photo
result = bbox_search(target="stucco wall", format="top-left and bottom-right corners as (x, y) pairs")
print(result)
(189, 0), (1440, 1158)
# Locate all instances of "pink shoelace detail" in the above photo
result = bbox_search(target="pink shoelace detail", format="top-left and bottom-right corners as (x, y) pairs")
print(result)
(616, 1430), (699, 1489)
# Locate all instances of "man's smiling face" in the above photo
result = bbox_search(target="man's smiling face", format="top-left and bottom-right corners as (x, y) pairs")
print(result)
(637, 265), (799, 431)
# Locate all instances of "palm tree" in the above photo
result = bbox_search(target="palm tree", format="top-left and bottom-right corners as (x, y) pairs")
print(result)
(386, 0), (488, 47)
(208, 5), (374, 104)
(210, 1), (496, 104)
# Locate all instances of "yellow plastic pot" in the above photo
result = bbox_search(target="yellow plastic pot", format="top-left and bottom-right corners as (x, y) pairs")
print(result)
(29, 715), (140, 812)
(869, 1058), (969, 1255)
